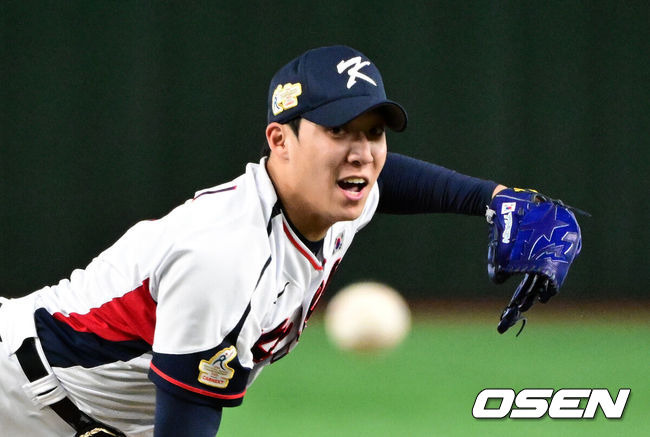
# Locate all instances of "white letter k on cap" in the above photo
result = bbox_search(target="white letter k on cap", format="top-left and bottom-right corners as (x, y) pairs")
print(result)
(337, 57), (378, 89)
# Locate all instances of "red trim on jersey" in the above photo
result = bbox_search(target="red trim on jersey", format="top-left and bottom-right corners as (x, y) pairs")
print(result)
(193, 185), (237, 200)
(282, 222), (323, 271)
(52, 279), (157, 344)
(150, 362), (246, 400)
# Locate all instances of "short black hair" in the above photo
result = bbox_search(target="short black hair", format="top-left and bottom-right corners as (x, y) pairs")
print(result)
(286, 117), (302, 136)
(261, 117), (302, 158)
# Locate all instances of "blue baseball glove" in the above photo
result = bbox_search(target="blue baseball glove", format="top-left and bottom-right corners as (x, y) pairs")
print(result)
(486, 188), (585, 335)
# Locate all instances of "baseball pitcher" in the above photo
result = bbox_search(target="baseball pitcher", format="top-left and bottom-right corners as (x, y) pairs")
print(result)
(0, 45), (582, 436)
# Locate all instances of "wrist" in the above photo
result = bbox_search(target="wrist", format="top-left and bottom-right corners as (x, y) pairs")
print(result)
(491, 184), (508, 199)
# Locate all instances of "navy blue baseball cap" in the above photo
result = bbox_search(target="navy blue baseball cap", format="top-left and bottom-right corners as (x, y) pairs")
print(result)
(267, 45), (407, 132)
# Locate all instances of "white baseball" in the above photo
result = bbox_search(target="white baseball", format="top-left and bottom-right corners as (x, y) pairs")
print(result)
(324, 281), (411, 352)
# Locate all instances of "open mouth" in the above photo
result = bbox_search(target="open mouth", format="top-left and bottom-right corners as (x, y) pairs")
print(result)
(337, 177), (368, 193)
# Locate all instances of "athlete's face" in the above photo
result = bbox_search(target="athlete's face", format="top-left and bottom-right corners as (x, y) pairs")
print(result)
(267, 111), (387, 240)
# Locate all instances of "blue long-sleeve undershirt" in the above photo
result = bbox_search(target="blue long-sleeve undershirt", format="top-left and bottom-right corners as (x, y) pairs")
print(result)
(377, 152), (497, 215)
(154, 387), (222, 437)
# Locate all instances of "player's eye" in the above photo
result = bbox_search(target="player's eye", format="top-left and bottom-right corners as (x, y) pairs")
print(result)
(328, 126), (344, 136)
(369, 126), (385, 137)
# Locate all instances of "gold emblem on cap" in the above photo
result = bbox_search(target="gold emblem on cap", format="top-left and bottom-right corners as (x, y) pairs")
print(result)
(272, 82), (302, 116)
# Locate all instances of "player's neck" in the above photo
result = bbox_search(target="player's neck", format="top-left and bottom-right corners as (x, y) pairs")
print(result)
(283, 204), (330, 241)
(265, 158), (331, 241)
(276, 196), (330, 241)
(283, 210), (325, 256)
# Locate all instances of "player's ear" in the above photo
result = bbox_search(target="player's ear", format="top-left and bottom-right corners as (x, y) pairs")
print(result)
(265, 122), (292, 160)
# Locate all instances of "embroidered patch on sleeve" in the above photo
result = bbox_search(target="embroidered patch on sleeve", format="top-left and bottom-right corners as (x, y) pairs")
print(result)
(198, 346), (237, 388)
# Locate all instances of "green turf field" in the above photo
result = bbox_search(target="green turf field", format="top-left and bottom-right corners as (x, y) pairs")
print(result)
(219, 306), (649, 436)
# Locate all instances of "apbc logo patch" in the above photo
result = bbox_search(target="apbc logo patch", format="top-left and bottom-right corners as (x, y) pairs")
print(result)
(198, 346), (237, 388)
(272, 82), (302, 115)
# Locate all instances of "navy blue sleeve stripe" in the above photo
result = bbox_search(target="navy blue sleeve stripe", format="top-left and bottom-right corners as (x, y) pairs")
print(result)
(35, 308), (151, 368)
(377, 152), (498, 215)
(149, 347), (249, 408)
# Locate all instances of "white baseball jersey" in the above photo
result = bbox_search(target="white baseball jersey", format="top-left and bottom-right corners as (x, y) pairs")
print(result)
(0, 157), (379, 435)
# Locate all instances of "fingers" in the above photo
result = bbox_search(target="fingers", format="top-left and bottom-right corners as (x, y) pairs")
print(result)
(497, 274), (533, 334)
(497, 306), (520, 334)
(497, 273), (549, 334)
(518, 274), (540, 312)
(537, 277), (556, 303)
(510, 273), (534, 305)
